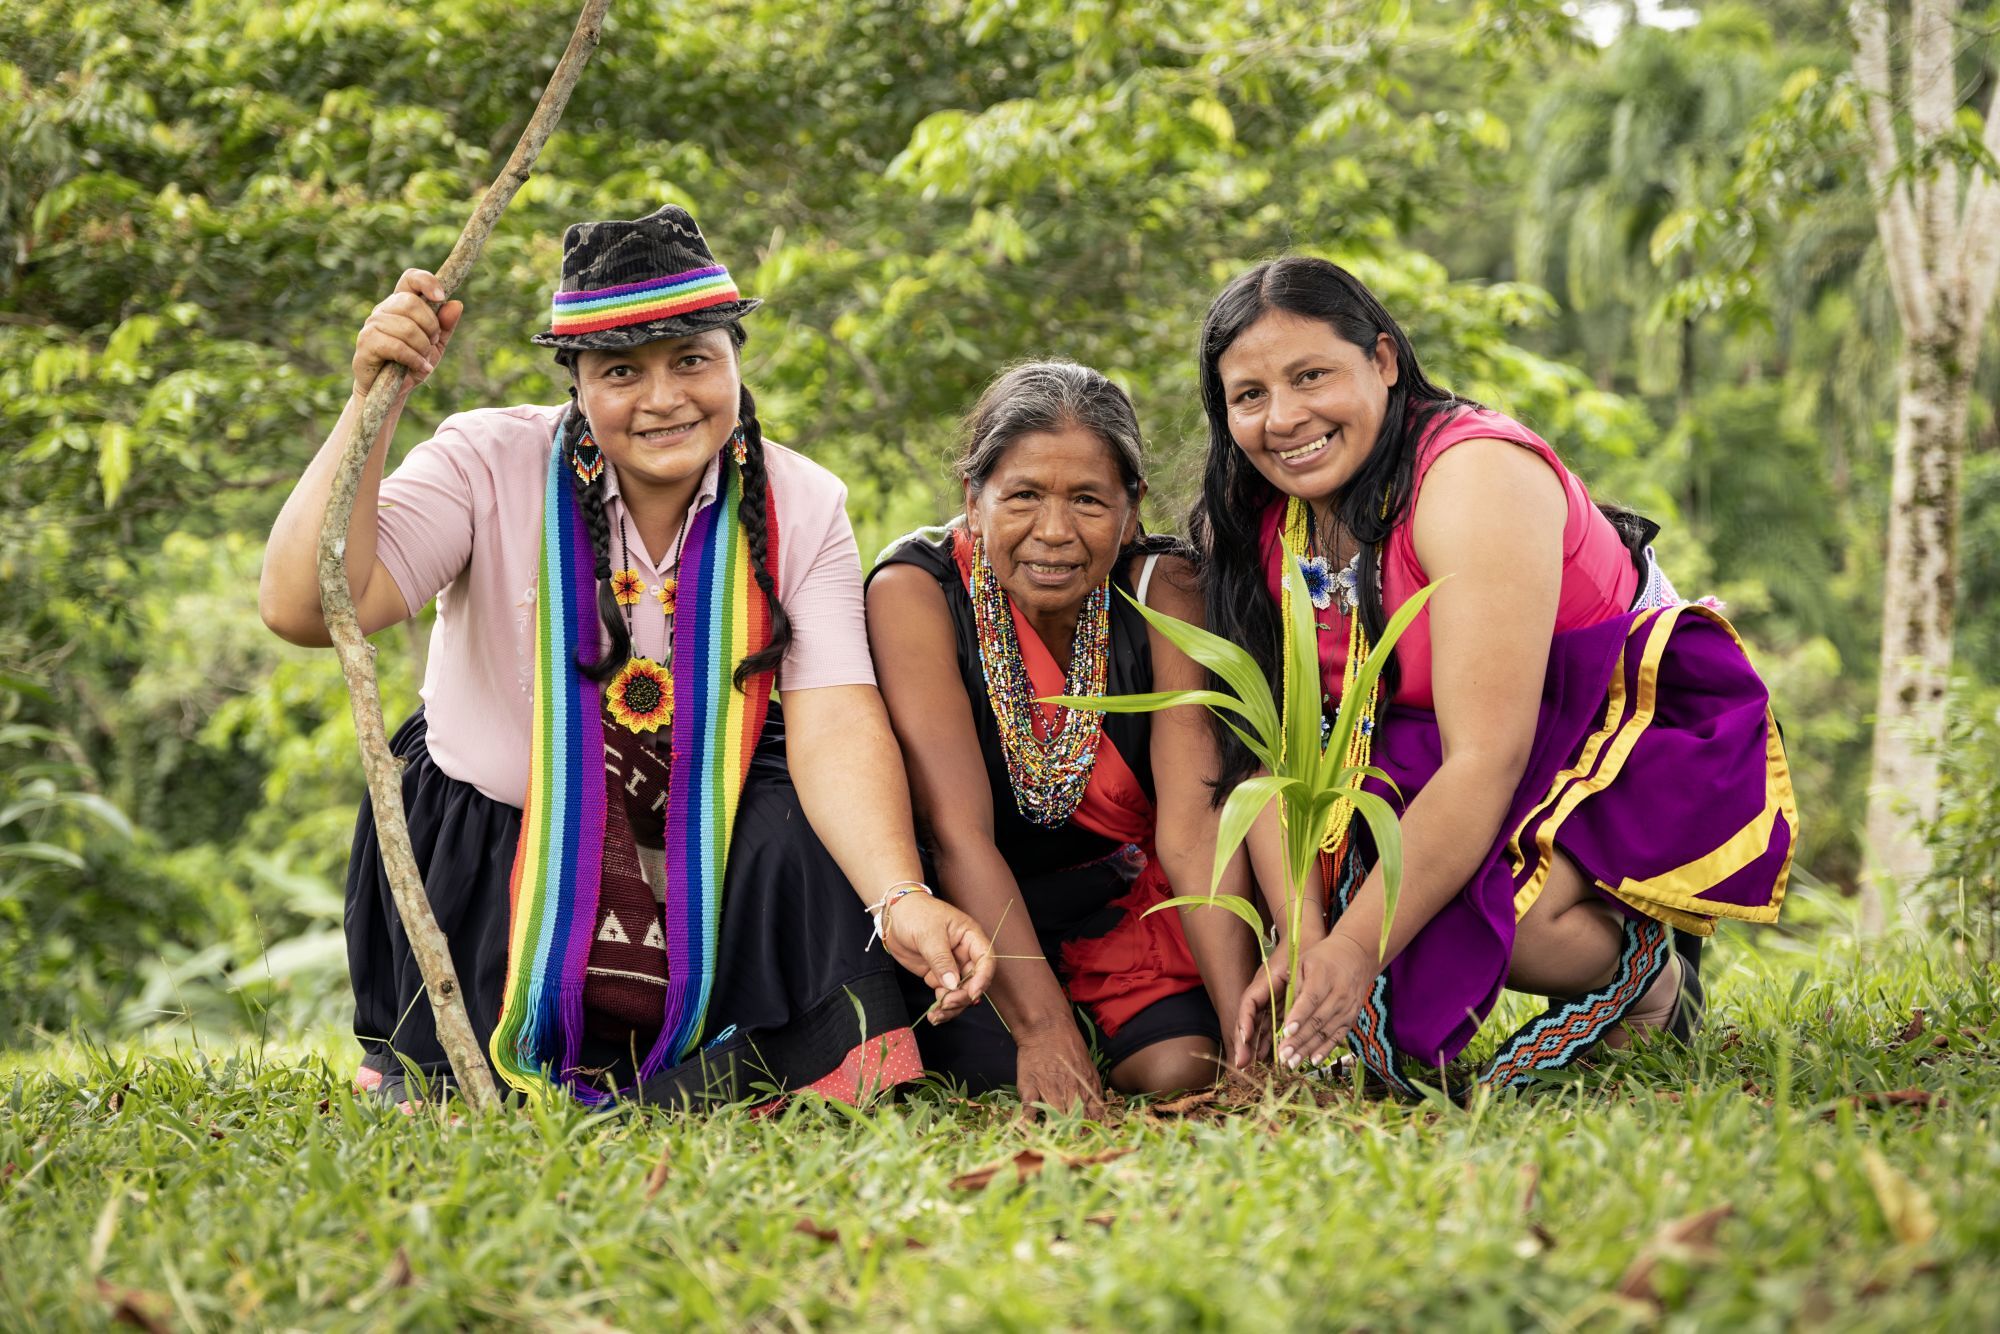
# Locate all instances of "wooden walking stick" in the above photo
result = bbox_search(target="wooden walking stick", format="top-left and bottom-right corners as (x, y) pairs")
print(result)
(317, 0), (614, 1114)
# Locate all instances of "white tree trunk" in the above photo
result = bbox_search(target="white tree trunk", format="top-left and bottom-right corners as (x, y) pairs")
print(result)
(1847, 0), (2000, 932)
(1861, 335), (1971, 930)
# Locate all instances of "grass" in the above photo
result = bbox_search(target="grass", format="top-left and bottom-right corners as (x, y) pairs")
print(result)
(4, 906), (1999, 1330)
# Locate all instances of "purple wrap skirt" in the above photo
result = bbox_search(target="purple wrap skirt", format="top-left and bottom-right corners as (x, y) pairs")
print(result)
(1362, 603), (1795, 1067)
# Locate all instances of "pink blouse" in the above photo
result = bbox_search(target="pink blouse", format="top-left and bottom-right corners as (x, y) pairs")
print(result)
(1262, 405), (1639, 710)
(375, 402), (876, 807)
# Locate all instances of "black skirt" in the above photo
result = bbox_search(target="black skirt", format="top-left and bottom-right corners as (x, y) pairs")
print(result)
(346, 706), (916, 1107)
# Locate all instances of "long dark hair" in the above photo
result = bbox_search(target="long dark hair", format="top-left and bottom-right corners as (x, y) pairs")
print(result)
(560, 324), (792, 692)
(1187, 257), (1467, 790)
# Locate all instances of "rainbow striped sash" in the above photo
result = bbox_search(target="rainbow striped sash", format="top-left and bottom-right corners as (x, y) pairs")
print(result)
(490, 420), (778, 1103)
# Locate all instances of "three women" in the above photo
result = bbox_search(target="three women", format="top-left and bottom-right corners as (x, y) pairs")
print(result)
(268, 205), (1791, 1111)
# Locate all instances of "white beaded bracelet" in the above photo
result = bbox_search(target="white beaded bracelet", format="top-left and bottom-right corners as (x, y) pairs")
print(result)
(863, 881), (933, 951)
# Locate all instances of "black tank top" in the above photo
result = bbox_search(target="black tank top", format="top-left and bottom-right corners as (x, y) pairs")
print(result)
(870, 530), (1175, 882)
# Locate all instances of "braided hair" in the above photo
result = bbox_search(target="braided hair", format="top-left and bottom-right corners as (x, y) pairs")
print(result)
(1187, 257), (1470, 793)
(561, 397), (633, 684)
(730, 379), (791, 688)
(558, 328), (791, 693)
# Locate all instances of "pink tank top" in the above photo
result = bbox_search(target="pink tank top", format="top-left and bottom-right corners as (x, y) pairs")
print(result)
(1259, 406), (1639, 710)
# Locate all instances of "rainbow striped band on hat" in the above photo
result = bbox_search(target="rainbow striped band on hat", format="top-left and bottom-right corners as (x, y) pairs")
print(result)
(548, 264), (741, 336)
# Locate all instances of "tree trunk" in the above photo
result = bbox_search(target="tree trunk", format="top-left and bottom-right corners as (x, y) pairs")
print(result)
(1860, 333), (1970, 929)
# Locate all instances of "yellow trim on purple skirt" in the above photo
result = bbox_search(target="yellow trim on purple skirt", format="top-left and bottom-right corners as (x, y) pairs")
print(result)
(1505, 604), (1794, 934)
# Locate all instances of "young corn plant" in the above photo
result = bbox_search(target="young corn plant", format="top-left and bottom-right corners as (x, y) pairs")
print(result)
(1051, 561), (1436, 1065)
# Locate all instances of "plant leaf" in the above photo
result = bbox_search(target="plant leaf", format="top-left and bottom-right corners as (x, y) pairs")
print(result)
(1043, 688), (1258, 721)
(1278, 556), (1325, 790)
(1118, 589), (1280, 747)
(1211, 774), (1295, 894)
(1218, 712), (1278, 772)
(1142, 892), (1268, 937)
(1346, 786), (1406, 962)
(1319, 579), (1443, 803)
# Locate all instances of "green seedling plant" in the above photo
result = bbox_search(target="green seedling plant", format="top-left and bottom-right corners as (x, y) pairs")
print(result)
(1050, 560), (1438, 1066)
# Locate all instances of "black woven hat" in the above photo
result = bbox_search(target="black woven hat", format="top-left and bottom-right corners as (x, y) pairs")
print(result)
(530, 204), (762, 351)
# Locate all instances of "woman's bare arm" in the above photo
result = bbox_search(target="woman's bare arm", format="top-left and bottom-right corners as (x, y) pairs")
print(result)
(1321, 440), (1565, 967)
(781, 680), (995, 1021)
(259, 269), (460, 645)
(1138, 554), (1260, 1026)
(866, 561), (1106, 1116)
(1269, 438), (1568, 1065)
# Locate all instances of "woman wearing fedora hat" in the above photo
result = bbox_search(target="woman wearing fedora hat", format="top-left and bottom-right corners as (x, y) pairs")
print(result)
(261, 206), (995, 1108)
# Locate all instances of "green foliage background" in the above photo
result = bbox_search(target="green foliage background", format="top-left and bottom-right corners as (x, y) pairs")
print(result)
(4, 0), (1997, 1044)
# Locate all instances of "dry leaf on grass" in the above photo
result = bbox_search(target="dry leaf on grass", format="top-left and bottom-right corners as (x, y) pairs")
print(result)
(1892, 1009), (1927, 1045)
(643, 1141), (672, 1200)
(94, 1279), (171, 1334)
(1825, 1088), (1945, 1120)
(344, 1247), (414, 1313)
(792, 1217), (926, 1250)
(949, 1146), (1136, 1192)
(1146, 1089), (1219, 1118)
(1862, 1149), (1938, 1247)
(1613, 1204), (1734, 1305)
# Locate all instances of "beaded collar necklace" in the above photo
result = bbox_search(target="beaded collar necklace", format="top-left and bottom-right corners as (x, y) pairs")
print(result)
(968, 537), (1111, 827)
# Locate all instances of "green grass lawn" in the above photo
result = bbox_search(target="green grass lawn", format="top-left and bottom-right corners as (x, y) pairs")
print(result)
(5, 907), (1998, 1330)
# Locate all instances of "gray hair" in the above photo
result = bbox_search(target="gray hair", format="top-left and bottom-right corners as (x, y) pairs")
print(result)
(953, 360), (1145, 499)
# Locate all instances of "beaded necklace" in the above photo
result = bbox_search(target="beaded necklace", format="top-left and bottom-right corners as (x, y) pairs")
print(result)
(968, 537), (1111, 827)
(604, 513), (690, 736)
(1279, 495), (1379, 865)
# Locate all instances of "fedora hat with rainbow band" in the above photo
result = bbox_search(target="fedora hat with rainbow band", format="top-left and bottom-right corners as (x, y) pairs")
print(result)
(531, 205), (762, 352)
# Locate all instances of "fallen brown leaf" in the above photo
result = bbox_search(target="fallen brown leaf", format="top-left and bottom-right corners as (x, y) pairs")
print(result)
(1085, 1212), (1117, 1229)
(643, 1141), (672, 1200)
(1662, 1204), (1734, 1250)
(1613, 1204), (1734, 1306)
(1893, 1009), (1927, 1046)
(1518, 1162), (1540, 1215)
(948, 1145), (1136, 1191)
(94, 1279), (171, 1334)
(1826, 1088), (1944, 1120)
(1147, 1089), (1219, 1117)
(794, 1218), (840, 1242)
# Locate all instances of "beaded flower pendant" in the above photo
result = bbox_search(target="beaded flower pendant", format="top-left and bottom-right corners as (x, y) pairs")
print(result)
(606, 656), (673, 734)
(655, 576), (677, 613)
(611, 568), (645, 608)
(1298, 554), (1334, 610)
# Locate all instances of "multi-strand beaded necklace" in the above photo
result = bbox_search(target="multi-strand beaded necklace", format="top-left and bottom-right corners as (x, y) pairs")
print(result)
(1279, 495), (1379, 866)
(969, 539), (1111, 827)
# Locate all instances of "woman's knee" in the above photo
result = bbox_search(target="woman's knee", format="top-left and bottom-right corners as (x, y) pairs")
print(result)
(1108, 1036), (1220, 1095)
(1510, 852), (1622, 995)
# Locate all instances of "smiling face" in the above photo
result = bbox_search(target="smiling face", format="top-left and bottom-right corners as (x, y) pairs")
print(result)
(1215, 309), (1399, 506)
(572, 331), (741, 501)
(966, 423), (1142, 625)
